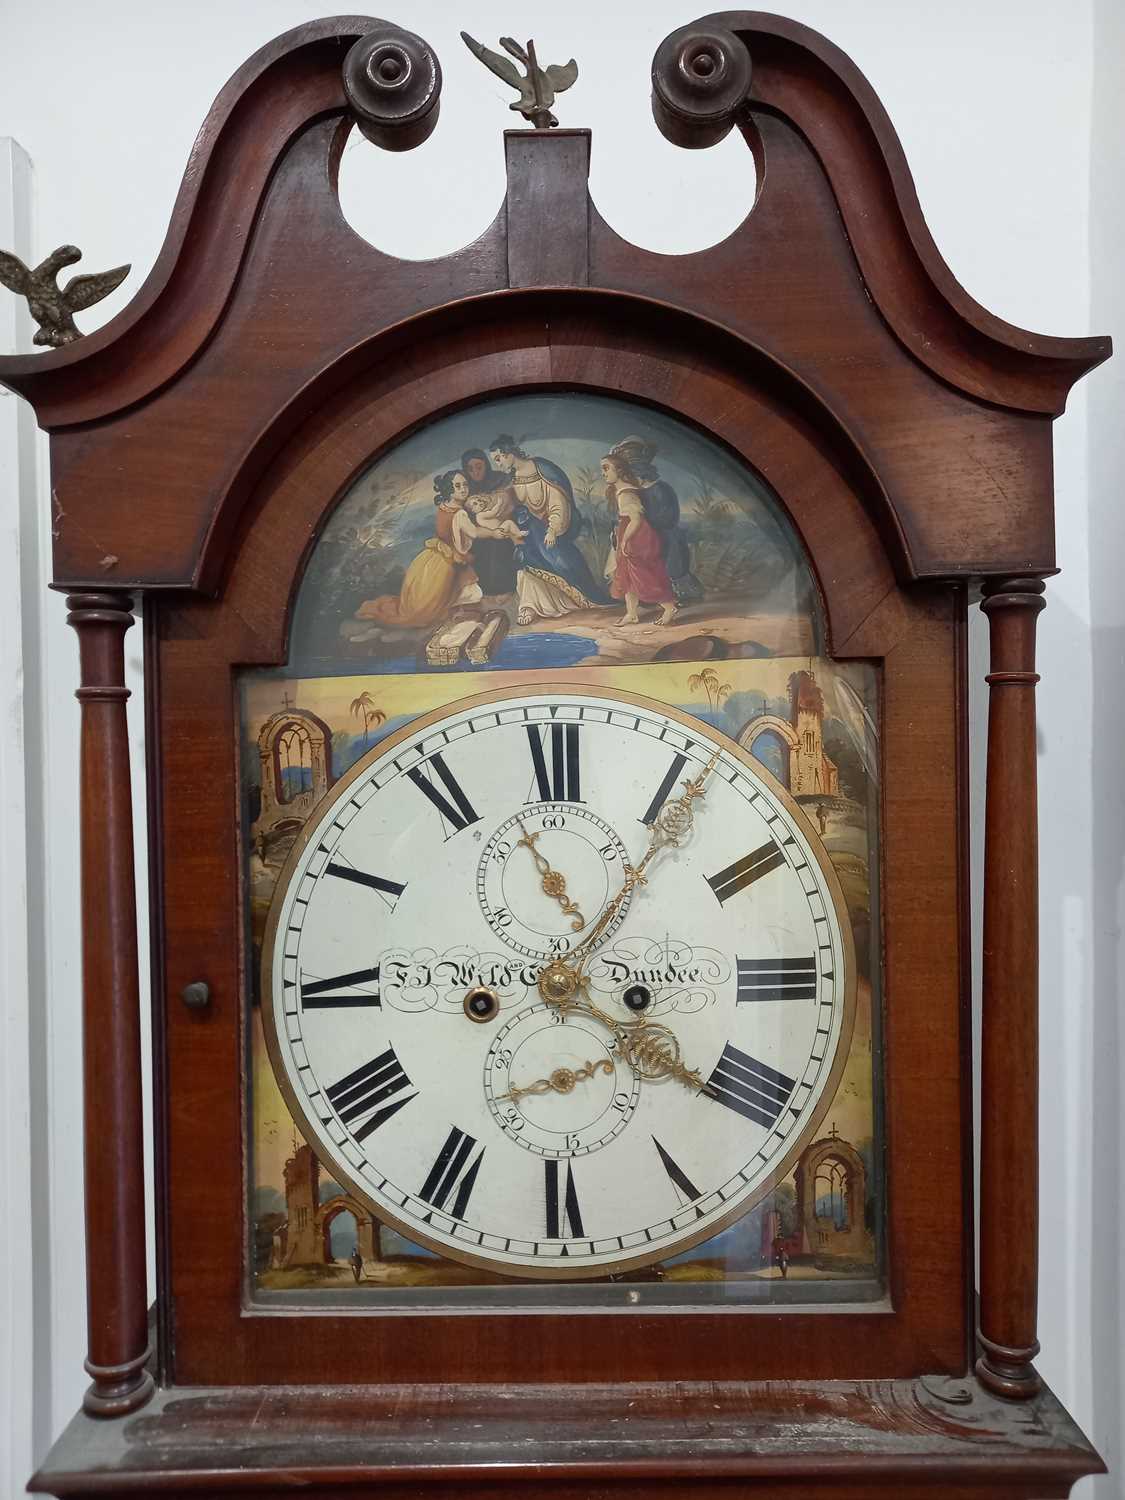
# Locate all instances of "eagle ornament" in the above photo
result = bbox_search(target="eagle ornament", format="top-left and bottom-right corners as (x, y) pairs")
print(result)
(0, 244), (129, 348)
(460, 33), (578, 128)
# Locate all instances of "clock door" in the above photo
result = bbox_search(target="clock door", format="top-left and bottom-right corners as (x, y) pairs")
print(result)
(244, 393), (874, 1302)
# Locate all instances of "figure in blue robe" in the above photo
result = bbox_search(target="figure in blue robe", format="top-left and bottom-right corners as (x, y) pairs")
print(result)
(487, 436), (610, 623)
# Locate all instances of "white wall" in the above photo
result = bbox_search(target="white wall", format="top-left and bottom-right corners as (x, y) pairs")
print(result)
(0, 136), (44, 1500)
(0, 2), (1119, 1495)
(1084, 0), (1125, 1483)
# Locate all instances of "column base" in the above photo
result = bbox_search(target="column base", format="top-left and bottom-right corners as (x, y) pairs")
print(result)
(976, 1329), (1043, 1401)
(82, 1350), (156, 1418)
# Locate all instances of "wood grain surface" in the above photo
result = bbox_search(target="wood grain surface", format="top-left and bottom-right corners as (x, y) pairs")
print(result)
(976, 578), (1048, 1399)
(66, 593), (154, 1416)
(28, 1376), (1104, 1497)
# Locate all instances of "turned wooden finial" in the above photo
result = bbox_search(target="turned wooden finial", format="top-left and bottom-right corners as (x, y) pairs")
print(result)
(651, 22), (753, 148)
(343, 24), (442, 152)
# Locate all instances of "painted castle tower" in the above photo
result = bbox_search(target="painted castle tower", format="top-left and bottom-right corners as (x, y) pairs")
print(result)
(737, 669), (839, 797)
(271, 1143), (381, 1269)
(788, 670), (839, 797)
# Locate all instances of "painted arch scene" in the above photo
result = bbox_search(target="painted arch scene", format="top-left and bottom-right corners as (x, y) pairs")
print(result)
(287, 393), (822, 676)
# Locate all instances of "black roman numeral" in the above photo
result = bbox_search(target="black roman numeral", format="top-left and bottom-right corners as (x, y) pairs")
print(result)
(406, 751), (481, 835)
(706, 841), (786, 904)
(653, 1136), (702, 1204)
(736, 956), (817, 1003)
(527, 722), (581, 802)
(640, 752), (688, 826)
(545, 1159), (584, 1238)
(324, 861), (405, 908)
(704, 1042), (797, 1129)
(301, 965), (381, 1009)
(419, 1126), (484, 1219)
(325, 1047), (416, 1141)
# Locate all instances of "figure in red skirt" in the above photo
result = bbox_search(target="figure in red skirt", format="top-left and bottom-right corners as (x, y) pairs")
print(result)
(601, 451), (678, 626)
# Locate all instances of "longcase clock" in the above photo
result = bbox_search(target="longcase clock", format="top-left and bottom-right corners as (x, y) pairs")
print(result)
(0, 12), (1110, 1498)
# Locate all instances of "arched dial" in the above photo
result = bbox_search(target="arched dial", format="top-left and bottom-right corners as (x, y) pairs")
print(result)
(261, 685), (856, 1279)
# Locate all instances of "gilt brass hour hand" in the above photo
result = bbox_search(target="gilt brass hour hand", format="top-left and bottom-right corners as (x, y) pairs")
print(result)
(532, 747), (724, 1093)
(647, 746), (722, 852)
(618, 1018), (703, 1092)
(516, 818), (586, 931)
(499, 1057), (614, 1104)
(529, 980), (703, 1095)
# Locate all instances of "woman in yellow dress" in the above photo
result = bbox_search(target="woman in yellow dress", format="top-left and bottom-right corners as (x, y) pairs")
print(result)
(355, 470), (483, 628)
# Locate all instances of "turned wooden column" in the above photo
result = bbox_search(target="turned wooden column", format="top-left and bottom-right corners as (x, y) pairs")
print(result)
(66, 592), (154, 1416)
(976, 576), (1047, 1400)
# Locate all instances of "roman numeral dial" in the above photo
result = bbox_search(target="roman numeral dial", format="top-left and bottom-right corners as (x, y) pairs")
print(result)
(301, 966), (381, 1009)
(324, 861), (405, 908)
(264, 685), (854, 1280)
(406, 750), (480, 834)
(653, 1137), (702, 1205)
(419, 1127), (485, 1219)
(545, 1160), (584, 1239)
(736, 956), (817, 1002)
(640, 752), (688, 826)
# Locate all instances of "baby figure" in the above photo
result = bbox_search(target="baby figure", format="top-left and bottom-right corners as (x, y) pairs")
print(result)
(466, 488), (526, 542)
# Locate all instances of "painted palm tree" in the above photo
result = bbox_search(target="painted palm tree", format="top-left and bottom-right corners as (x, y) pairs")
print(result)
(573, 464), (600, 504)
(688, 666), (731, 715)
(690, 472), (733, 526)
(571, 463), (613, 574)
(349, 691), (386, 747)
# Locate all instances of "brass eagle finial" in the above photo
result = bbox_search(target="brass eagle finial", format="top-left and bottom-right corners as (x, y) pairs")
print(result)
(0, 244), (129, 348)
(460, 33), (578, 128)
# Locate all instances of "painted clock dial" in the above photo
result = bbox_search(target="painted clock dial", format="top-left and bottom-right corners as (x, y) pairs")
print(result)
(262, 684), (856, 1278)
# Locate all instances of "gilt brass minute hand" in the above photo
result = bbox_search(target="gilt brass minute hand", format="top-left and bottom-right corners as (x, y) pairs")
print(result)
(570, 746), (722, 977)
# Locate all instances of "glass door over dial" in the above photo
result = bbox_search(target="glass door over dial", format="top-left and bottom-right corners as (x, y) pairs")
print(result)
(241, 391), (884, 1305)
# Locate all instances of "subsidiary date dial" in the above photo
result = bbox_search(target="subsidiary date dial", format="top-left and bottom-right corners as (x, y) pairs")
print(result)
(261, 685), (856, 1279)
(483, 1001), (640, 1157)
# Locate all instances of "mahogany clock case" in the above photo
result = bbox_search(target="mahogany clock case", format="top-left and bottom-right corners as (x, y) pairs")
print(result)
(0, 8), (1108, 1497)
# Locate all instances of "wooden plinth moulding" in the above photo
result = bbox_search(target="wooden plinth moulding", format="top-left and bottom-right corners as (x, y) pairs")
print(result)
(976, 575), (1048, 1400)
(66, 591), (153, 1417)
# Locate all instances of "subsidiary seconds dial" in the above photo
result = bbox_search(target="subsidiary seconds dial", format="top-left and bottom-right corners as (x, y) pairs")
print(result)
(478, 806), (630, 959)
(261, 685), (856, 1279)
